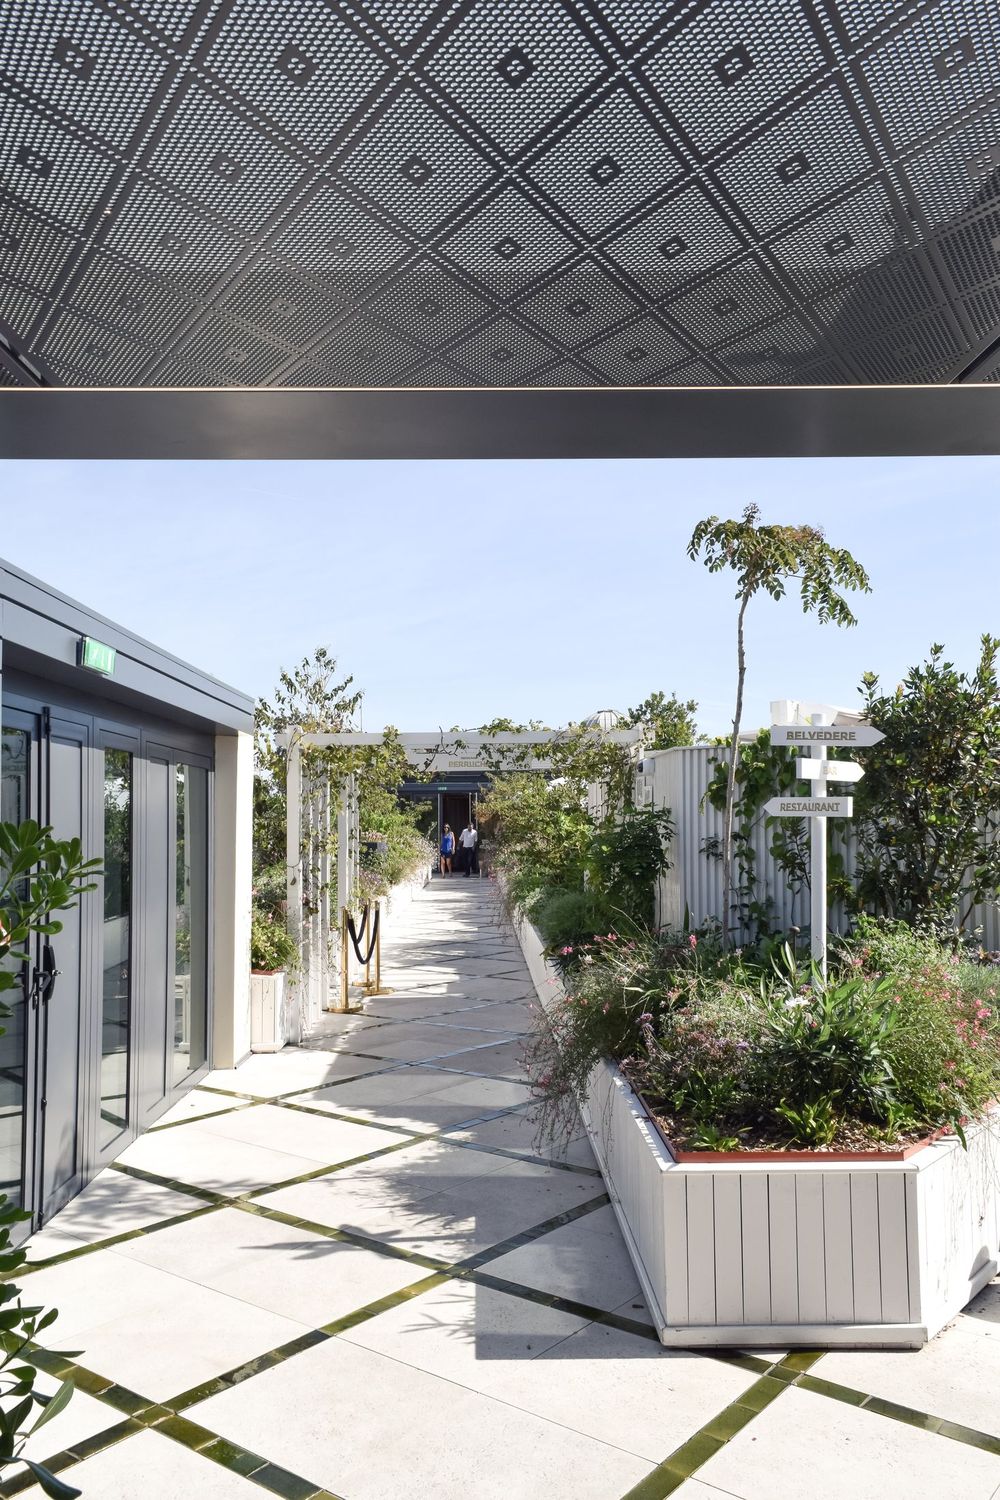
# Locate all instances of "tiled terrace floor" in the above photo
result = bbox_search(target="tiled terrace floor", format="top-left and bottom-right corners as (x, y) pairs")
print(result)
(7, 879), (1000, 1499)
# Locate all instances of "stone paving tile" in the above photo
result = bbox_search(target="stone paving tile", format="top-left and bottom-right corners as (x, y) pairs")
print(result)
(152, 1088), (259, 1128)
(434, 1037), (530, 1075)
(189, 1102), (404, 1164)
(23, 1167), (199, 1257)
(349, 1024), (520, 1062)
(187, 1335), (654, 1500)
(23, 1250), (309, 1402)
(115, 1122), (348, 1196)
(257, 1152), (601, 1264)
(24, 878), (1000, 1500)
(692, 1383), (1000, 1500)
(14, 1428), (275, 1499)
(110, 1206), (424, 1326)
(342, 1280), (757, 1463)
(819, 1286), (1000, 1438)
(204, 1045), (392, 1098)
(485, 1203), (644, 1310)
(445, 1108), (595, 1167)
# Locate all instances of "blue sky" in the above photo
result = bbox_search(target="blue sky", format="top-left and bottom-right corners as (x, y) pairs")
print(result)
(7, 456), (995, 738)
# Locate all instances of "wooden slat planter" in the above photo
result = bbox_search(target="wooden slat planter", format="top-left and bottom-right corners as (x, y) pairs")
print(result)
(516, 915), (1000, 1349)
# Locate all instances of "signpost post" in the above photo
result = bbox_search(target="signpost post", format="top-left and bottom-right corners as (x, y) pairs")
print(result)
(768, 712), (884, 981)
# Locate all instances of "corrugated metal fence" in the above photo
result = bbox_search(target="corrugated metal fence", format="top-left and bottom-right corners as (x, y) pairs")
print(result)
(640, 746), (1000, 949)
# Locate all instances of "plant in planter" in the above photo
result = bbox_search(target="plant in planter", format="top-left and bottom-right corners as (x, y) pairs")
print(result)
(0, 817), (101, 1498)
(518, 912), (1000, 1346)
(249, 908), (299, 1053)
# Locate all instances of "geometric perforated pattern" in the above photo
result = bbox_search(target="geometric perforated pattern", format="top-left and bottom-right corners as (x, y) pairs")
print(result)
(1, 0), (998, 389)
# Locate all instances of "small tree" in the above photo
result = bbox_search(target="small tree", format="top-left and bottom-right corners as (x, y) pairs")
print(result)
(688, 504), (870, 946)
(623, 691), (698, 749)
(852, 637), (1000, 934)
(0, 818), (101, 1498)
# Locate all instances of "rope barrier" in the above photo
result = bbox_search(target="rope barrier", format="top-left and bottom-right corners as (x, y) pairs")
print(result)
(347, 904), (379, 967)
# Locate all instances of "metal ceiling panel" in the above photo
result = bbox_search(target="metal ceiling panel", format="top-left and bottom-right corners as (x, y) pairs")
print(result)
(0, 0), (997, 390)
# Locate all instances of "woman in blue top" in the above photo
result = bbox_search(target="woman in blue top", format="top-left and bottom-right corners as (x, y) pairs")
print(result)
(440, 824), (455, 877)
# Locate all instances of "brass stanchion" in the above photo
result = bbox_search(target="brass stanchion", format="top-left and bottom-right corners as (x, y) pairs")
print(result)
(338, 906), (349, 1012)
(367, 901), (393, 997)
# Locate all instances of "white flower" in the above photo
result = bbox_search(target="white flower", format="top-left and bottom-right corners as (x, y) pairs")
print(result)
(784, 997), (811, 1010)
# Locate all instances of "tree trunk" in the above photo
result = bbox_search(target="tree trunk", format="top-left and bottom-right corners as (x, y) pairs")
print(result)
(722, 595), (750, 948)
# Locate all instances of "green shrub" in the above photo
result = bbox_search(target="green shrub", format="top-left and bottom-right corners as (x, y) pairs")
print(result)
(250, 909), (298, 972)
(532, 888), (614, 969)
(587, 806), (674, 929)
(527, 915), (1000, 1152)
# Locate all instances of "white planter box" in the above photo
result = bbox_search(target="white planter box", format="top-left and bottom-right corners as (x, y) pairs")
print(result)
(515, 915), (1000, 1350)
(250, 970), (287, 1053)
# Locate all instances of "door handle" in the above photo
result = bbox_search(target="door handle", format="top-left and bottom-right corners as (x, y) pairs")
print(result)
(35, 943), (59, 1004)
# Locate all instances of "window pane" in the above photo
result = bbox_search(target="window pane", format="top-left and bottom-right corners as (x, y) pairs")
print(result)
(173, 764), (207, 1083)
(0, 728), (29, 1206)
(100, 749), (131, 1149)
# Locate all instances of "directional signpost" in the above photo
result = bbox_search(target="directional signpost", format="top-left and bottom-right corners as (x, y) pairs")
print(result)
(767, 713), (885, 981)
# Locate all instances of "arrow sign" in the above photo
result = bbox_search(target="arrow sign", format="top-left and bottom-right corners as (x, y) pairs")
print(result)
(771, 724), (884, 748)
(796, 758), (865, 784)
(765, 796), (853, 818)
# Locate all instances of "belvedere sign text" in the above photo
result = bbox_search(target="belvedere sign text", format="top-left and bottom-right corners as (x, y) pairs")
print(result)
(771, 723), (884, 748)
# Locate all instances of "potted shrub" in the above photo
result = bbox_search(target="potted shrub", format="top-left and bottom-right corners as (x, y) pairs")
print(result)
(517, 915), (1000, 1349)
(250, 908), (298, 1053)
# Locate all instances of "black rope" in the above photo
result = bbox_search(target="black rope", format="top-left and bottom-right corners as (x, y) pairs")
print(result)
(348, 904), (379, 966)
(353, 903), (370, 943)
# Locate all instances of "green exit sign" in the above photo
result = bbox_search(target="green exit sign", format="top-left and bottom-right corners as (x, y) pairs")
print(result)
(79, 637), (116, 675)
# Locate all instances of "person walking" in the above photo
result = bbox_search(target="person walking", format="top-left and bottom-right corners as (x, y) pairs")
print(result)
(440, 823), (456, 876)
(459, 820), (478, 876)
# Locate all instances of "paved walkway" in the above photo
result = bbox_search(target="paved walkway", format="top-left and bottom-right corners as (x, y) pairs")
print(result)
(6, 879), (1000, 1499)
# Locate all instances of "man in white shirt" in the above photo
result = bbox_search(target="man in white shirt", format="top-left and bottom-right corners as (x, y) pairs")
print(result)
(458, 821), (478, 877)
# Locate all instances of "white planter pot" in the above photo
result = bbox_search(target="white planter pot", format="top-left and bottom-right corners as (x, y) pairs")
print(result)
(515, 914), (1000, 1350)
(250, 970), (287, 1053)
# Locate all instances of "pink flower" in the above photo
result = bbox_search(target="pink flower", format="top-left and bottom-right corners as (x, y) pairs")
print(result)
(560, 946), (573, 956)
(688, 934), (698, 949)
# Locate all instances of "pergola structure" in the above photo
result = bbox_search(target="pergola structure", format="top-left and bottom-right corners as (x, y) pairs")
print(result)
(278, 725), (643, 1035)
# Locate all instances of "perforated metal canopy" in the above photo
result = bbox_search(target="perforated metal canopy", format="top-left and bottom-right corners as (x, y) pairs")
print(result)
(2, 0), (1000, 391)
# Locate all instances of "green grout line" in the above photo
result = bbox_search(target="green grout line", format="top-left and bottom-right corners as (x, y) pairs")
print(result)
(147, 1102), (258, 1132)
(0, 1341), (340, 1500)
(195, 1084), (266, 1102)
(0, 1419), (143, 1497)
(230, 1198), (461, 1274)
(797, 1374), (1000, 1454)
(450, 1192), (611, 1272)
(616, 1355), (825, 1500)
(169, 1274), (450, 1412)
(11, 1204), (222, 1280)
(109, 1161), (231, 1204)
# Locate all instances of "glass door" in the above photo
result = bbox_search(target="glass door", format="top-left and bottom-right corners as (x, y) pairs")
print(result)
(0, 714), (37, 1212)
(98, 742), (134, 1153)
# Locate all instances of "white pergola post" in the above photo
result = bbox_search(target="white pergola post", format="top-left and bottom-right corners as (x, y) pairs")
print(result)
(285, 732), (303, 1042)
(319, 777), (331, 1010)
